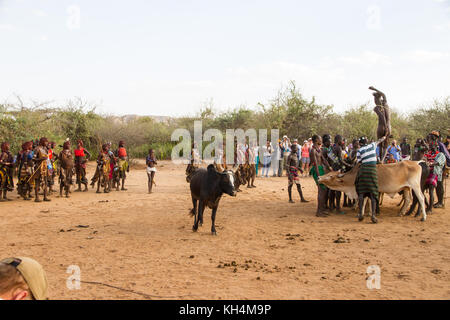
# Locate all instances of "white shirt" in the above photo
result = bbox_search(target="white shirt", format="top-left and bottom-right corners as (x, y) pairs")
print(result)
(262, 145), (272, 157)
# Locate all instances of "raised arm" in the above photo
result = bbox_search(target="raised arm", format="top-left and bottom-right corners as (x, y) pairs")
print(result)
(369, 86), (387, 104)
(376, 136), (387, 145)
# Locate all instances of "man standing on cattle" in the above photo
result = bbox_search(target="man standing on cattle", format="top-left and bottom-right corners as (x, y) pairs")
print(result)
(0, 142), (15, 201)
(355, 135), (387, 223)
(75, 139), (91, 192)
(32, 137), (51, 202)
(117, 140), (129, 191)
(287, 144), (308, 204)
(369, 86), (391, 161)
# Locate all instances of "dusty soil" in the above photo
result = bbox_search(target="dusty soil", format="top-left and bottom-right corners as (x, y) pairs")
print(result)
(1, 160), (449, 300)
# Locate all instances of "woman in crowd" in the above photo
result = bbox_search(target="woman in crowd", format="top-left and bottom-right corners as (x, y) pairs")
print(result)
(261, 141), (272, 178)
(301, 140), (310, 177)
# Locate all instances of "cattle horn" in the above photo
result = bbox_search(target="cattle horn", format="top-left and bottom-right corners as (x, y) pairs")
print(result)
(337, 173), (345, 178)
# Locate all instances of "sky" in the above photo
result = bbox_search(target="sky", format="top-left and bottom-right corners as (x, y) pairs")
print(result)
(0, 0), (449, 117)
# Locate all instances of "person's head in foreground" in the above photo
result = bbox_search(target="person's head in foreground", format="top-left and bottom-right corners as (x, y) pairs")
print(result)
(0, 257), (48, 300)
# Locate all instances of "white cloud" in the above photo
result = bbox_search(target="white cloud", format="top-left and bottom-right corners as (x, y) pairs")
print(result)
(33, 9), (47, 17)
(337, 51), (392, 67)
(433, 21), (450, 31)
(0, 24), (14, 31)
(405, 50), (450, 63)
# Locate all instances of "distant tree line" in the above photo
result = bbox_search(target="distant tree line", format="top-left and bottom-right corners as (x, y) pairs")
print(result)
(1, 81), (449, 159)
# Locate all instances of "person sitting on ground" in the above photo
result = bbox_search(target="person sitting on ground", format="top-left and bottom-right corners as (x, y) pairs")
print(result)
(386, 153), (397, 164)
(0, 257), (48, 300)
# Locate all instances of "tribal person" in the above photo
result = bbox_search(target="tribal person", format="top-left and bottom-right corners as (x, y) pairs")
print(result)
(74, 140), (91, 192)
(96, 144), (112, 193)
(186, 142), (201, 182)
(97, 143), (111, 193)
(32, 137), (51, 202)
(326, 135), (348, 214)
(146, 149), (157, 194)
(58, 140), (74, 198)
(310, 135), (332, 217)
(369, 86), (391, 161)
(0, 142), (15, 201)
(321, 134), (333, 210)
(412, 138), (428, 161)
(287, 144), (308, 203)
(424, 140), (446, 210)
(355, 135), (387, 223)
(107, 142), (116, 191)
(116, 140), (129, 191)
(16, 141), (34, 200)
(247, 141), (257, 188)
(47, 141), (57, 194)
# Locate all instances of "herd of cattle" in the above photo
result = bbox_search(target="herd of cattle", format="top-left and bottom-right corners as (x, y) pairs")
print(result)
(186, 160), (437, 235)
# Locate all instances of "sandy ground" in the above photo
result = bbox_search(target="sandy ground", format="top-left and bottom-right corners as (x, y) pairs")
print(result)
(1, 160), (449, 300)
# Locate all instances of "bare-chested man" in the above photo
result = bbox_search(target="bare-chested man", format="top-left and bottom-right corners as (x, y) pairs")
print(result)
(58, 140), (74, 198)
(369, 86), (391, 161)
(310, 135), (332, 217)
(287, 144), (308, 203)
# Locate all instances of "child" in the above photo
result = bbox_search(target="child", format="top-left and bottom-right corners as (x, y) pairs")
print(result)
(386, 153), (396, 164)
(146, 149), (157, 193)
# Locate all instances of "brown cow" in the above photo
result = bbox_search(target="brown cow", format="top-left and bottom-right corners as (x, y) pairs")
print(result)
(318, 161), (427, 221)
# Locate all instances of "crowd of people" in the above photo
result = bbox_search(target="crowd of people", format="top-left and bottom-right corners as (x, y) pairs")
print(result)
(0, 138), (156, 202)
(185, 129), (449, 218)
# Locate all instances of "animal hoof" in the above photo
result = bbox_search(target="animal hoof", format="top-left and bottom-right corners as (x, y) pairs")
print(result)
(192, 226), (198, 232)
(358, 215), (364, 222)
(421, 217), (426, 222)
(211, 231), (217, 236)
(371, 217), (378, 224)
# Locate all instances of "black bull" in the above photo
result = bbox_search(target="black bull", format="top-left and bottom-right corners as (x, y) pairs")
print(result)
(189, 164), (237, 235)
